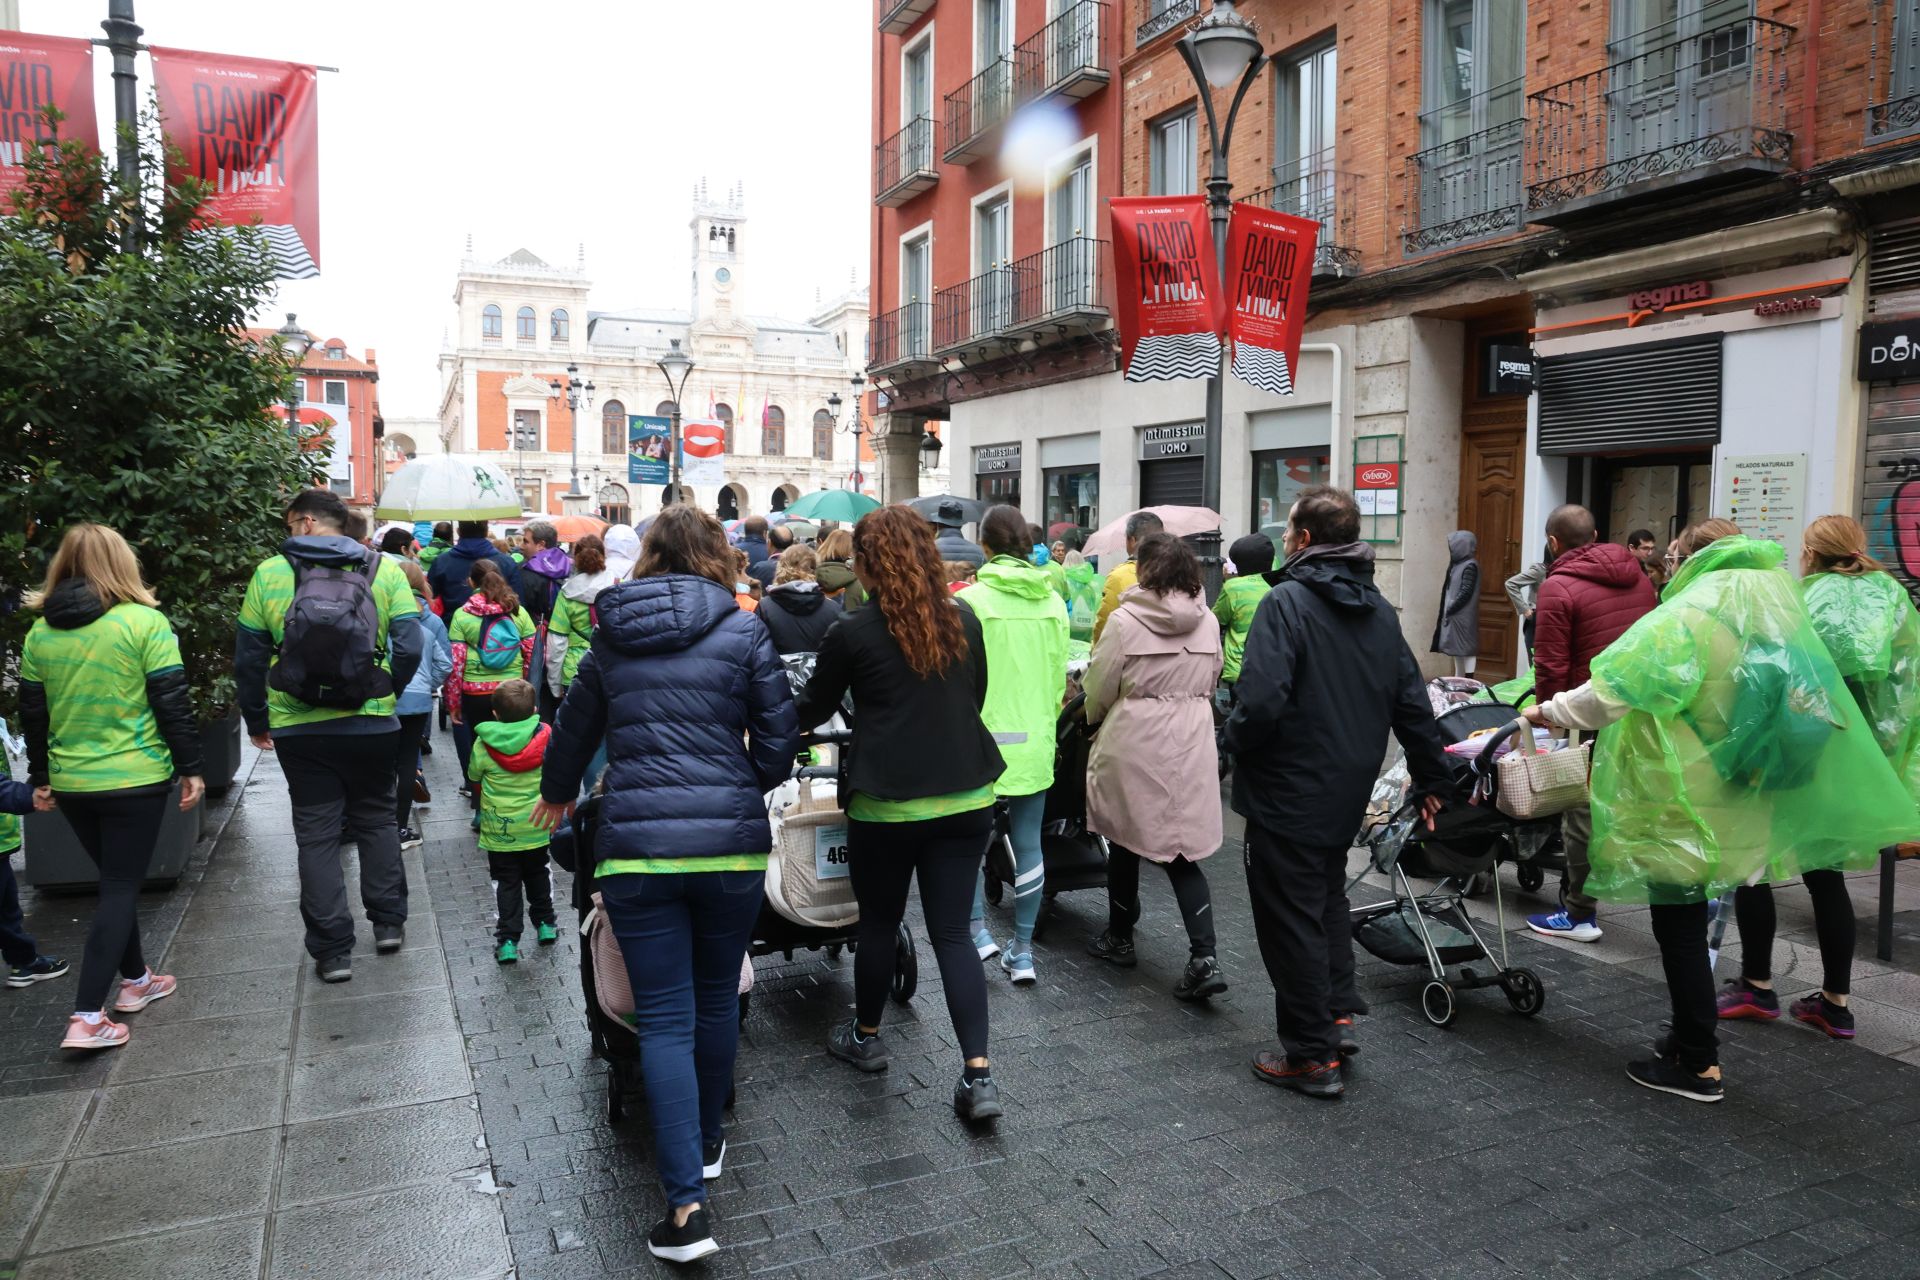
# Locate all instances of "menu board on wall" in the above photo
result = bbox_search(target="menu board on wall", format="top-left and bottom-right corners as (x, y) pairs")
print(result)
(1717, 453), (1807, 568)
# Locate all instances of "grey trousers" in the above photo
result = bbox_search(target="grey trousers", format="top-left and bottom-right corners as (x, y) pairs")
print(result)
(1562, 804), (1596, 917)
(278, 733), (408, 961)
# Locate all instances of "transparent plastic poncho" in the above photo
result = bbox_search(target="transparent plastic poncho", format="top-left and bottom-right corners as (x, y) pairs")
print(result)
(1801, 569), (1920, 801)
(1585, 536), (1920, 904)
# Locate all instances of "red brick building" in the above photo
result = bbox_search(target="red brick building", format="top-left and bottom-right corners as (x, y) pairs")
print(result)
(250, 325), (384, 511)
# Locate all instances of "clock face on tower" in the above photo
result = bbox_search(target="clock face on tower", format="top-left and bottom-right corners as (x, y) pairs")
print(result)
(714, 267), (733, 288)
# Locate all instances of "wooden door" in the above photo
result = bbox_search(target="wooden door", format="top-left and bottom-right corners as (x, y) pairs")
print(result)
(1459, 425), (1526, 679)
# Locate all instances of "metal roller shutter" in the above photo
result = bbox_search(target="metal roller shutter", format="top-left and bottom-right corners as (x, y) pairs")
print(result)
(1139, 457), (1203, 507)
(1537, 335), (1723, 455)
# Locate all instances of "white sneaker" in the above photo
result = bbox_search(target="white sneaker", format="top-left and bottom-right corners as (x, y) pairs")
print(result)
(1001, 947), (1036, 985)
(972, 928), (1000, 961)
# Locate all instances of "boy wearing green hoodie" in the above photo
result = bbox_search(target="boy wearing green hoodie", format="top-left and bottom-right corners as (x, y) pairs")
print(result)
(468, 680), (556, 963)
(1214, 533), (1276, 689)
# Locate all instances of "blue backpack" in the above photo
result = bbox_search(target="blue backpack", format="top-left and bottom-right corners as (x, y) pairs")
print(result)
(475, 613), (524, 671)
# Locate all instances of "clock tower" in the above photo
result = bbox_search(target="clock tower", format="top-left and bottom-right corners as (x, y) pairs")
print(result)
(690, 180), (748, 330)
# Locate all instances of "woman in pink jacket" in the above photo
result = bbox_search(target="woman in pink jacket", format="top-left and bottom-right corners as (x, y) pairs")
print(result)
(1082, 534), (1227, 1001)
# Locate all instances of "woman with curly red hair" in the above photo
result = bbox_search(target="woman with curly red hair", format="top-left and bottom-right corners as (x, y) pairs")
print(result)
(795, 505), (1007, 1123)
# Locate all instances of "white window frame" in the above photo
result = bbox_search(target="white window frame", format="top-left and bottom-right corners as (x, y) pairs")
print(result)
(897, 220), (935, 307)
(901, 24), (936, 126)
(322, 379), (348, 405)
(975, 0), (1012, 73)
(1148, 106), (1198, 195)
(969, 179), (1015, 273)
(1045, 135), (1099, 247)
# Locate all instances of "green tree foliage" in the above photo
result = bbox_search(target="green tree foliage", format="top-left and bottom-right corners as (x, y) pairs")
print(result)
(0, 111), (316, 721)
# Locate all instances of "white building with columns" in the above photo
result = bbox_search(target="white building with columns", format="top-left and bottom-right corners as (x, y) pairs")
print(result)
(437, 188), (934, 524)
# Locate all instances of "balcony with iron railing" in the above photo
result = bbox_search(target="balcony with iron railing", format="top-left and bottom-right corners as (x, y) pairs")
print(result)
(933, 267), (1022, 354)
(1527, 16), (1794, 222)
(1003, 238), (1110, 336)
(868, 302), (938, 378)
(944, 57), (1018, 164)
(1015, 1), (1110, 104)
(1401, 82), (1527, 255)
(1866, 0), (1920, 143)
(879, 0), (934, 37)
(1137, 0), (1199, 47)
(1245, 154), (1362, 278)
(875, 116), (939, 208)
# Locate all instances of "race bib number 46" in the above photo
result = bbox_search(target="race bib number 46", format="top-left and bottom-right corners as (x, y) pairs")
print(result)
(813, 827), (850, 880)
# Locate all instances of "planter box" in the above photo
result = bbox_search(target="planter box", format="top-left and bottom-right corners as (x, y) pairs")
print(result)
(199, 708), (244, 794)
(23, 780), (201, 892)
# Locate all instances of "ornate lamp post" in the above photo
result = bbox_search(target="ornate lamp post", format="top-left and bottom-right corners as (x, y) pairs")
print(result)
(919, 429), (943, 477)
(828, 371), (871, 493)
(655, 338), (695, 507)
(547, 362), (596, 508)
(274, 313), (312, 440)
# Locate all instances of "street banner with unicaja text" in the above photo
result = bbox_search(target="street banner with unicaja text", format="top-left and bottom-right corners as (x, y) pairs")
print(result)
(1108, 195), (1224, 383)
(0, 33), (99, 203)
(629, 416), (671, 486)
(1225, 202), (1319, 397)
(149, 46), (320, 279)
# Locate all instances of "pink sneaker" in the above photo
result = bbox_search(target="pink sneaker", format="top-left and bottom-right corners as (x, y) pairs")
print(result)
(60, 1015), (130, 1050)
(112, 972), (176, 1013)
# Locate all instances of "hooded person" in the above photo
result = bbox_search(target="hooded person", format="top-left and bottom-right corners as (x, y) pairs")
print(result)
(928, 500), (986, 569)
(467, 679), (557, 963)
(1525, 523), (1918, 1102)
(756, 544), (843, 654)
(1214, 533), (1276, 688)
(1082, 533), (1229, 1004)
(603, 523), (641, 580)
(545, 535), (619, 697)
(1431, 530), (1481, 675)
(418, 522), (454, 573)
(427, 520), (521, 614)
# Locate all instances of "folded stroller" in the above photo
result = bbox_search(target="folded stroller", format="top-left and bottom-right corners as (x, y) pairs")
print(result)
(982, 692), (1108, 936)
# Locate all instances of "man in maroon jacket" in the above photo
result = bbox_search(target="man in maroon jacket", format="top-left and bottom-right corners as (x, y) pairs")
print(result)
(1525, 504), (1657, 943)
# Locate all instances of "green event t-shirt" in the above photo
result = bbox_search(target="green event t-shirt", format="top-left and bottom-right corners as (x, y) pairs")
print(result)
(0, 811), (20, 854)
(19, 603), (183, 792)
(595, 853), (769, 877)
(847, 784), (995, 824)
(448, 606), (536, 689)
(238, 554), (418, 730)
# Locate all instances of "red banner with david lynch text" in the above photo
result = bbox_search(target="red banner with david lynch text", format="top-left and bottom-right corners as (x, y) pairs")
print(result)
(150, 47), (320, 279)
(1109, 195), (1223, 383)
(0, 33), (99, 202)
(1226, 203), (1318, 397)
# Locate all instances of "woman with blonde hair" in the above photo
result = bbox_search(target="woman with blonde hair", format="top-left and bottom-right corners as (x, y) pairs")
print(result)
(1717, 515), (1920, 1039)
(757, 544), (842, 654)
(19, 524), (203, 1051)
(814, 528), (865, 610)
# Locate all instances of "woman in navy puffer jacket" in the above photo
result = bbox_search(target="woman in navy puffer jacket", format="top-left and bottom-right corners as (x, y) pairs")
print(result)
(535, 505), (797, 1265)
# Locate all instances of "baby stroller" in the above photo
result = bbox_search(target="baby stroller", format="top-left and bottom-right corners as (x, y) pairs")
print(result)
(981, 692), (1109, 935)
(1350, 794), (1548, 1029)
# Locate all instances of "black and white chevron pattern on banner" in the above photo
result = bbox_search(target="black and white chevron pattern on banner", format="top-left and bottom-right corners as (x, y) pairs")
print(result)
(1125, 331), (1221, 383)
(1231, 341), (1294, 396)
(259, 225), (320, 280)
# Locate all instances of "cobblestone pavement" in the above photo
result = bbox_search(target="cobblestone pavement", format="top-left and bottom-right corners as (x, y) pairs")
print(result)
(5, 730), (1920, 1280)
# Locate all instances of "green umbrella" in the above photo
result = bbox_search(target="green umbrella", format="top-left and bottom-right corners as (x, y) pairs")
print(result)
(783, 489), (881, 523)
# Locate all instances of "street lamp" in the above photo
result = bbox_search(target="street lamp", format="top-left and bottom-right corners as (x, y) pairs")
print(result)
(275, 313), (311, 440)
(919, 429), (943, 477)
(830, 372), (868, 492)
(1176, 0), (1266, 587)
(655, 338), (695, 507)
(547, 362), (596, 504)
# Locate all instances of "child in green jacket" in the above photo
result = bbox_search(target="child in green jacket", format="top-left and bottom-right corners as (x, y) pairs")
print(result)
(1214, 534), (1276, 688)
(468, 680), (556, 963)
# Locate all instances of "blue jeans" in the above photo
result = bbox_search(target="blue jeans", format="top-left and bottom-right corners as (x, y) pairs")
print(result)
(0, 850), (39, 968)
(597, 868), (763, 1208)
(972, 791), (1046, 950)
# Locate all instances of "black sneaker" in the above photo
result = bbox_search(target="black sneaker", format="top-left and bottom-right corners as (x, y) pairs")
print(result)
(316, 955), (352, 984)
(373, 924), (405, 954)
(398, 826), (423, 851)
(954, 1075), (1004, 1122)
(701, 1138), (726, 1179)
(1251, 1050), (1344, 1099)
(646, 1207), (718, 1264)
(1335, 1015), (1360, 1057)
(5, 955), (70, 988)
(826, 1020), (889, 1072)
(1085, 930), (1137, 969)
(1626, 1056), (1724, 1103)
(1172, 956), (1227, 1001)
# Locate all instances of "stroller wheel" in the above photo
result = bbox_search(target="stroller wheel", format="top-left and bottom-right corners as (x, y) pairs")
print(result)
(826, 943), (844, 961)
(605, 1074), (624, 1124)
(1502, 967), (1547, 1017)
(1516, 862), (1545, 893)
(738, 992), (750, 1027)
(985, 874), (1003, 907)
(1420, 980), (1458, 1028)
(891, 924), (918, 1005)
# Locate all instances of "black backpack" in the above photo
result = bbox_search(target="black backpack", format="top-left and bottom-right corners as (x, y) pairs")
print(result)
(268, 550), (394, 709)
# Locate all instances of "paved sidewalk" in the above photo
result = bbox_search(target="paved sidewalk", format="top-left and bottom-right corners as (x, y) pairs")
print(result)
(4, 738), (1920, 1279)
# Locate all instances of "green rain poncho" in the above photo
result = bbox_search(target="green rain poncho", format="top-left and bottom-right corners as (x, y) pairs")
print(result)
(1802, 568), (1920, 798)
(1585, 536), (1919, 904)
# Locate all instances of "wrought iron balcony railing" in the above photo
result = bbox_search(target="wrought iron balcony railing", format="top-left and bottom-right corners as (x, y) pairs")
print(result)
(1016, 1), (1110, 103)
(878, 0), (934, 37)
(1866, 0), (1920, 142)
(1137, 0), (1199, 47)
(944, 57), (1018, 164)
(1527, 16), (1794, 217)
(933, 267), (1021, 352)
(875, 116), (939, 207)
(1005, 237), (1110, 332)
(1401, 83), (1527, 255)
(1245, 154), (1362, 277)
(868, 302), (936, 375)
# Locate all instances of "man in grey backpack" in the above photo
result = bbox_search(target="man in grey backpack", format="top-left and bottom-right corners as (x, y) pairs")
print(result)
(236, 489), (425, 983)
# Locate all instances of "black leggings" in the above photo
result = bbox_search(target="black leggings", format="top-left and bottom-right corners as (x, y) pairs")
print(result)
(1107, 844), (1216, 959)
(1649, 899), (1718, 1072)
(58, 787), (169, 1013)
(847, 807), (992, 1061)
(395, 712), (429, 830)
(1735, 869), (1855, 996)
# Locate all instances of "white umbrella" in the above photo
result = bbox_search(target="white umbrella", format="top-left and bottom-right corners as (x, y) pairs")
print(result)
(1081, 504), (1222, 557)
(375, 455), (522, 521)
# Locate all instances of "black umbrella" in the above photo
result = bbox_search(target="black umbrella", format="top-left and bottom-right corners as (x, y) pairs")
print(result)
(905, 493), (991, 527)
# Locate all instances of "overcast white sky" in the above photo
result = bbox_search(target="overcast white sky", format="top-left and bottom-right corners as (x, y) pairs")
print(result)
(21, 0), (873, 417)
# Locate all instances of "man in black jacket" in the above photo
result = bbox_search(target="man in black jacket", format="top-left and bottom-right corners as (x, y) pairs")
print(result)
(749, 524), (794, 589)
(1224, 485), (1453, 1099)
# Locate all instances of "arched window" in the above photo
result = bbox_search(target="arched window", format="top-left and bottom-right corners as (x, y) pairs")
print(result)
(655, 400), (677, 419)
(596, 482), (630, 526)
(481, 303), (502, 342)
(762, 405), (785, 456)
(601, 399), (627, 455)
(551, 308), (570, 342)
(515, 306), (536, 343)
(714, 403), (734, 453)
(772, 483), (798, 512)
(812, 409), (834, 461)
(716, 485), (742, 520)
(387, 433), (417, 460)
